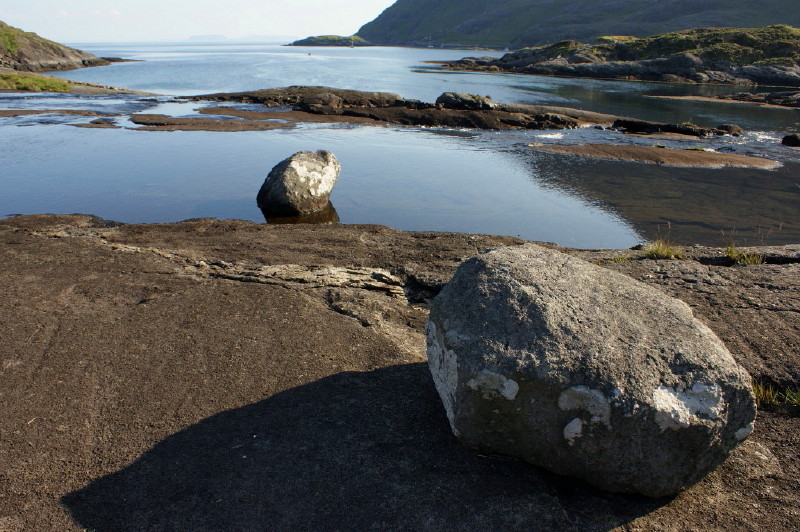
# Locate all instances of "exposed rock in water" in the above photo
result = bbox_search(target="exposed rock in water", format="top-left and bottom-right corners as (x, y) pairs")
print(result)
(129, 113), (295, 132)
(782, 134), (800, 147)
(257, 151), (342, 217)
(426, 244), (757, 497)
(716, 124), (744, 136)
(721, 90), (800, 108)
(612, 118), (743, 138)
(190, 87), (592, 131)
(191, 86), (405, 108)
(435, 92), (498, 111)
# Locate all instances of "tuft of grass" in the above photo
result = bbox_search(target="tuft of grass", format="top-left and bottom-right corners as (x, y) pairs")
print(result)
(0, 73), (70, 92)
(781, 388), (800, 406)
(753, 380), (800, 409)
(725, 243), (765, 265)
(643, 239), (685, 260)
(753, 381), (781, 407)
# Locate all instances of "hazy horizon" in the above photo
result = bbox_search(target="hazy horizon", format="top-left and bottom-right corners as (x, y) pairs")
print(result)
(0, 0), (397, 43)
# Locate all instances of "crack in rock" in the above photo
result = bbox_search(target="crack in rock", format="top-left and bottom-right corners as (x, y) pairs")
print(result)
(31, 226), (406, 296)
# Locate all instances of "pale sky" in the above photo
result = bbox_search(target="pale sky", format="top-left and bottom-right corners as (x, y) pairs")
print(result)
(0, 0), (397, 43)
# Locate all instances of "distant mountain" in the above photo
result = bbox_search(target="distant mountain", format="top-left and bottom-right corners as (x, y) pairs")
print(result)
(356, 0), (800, 48)
(186, 35), (298, 43)
(0, 20), (108, 71)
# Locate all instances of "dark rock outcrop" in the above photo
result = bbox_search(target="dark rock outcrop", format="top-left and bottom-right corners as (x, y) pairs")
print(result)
(427, 244), (757, 497)
(612, 119), (743, 138)
(782, 134), (800, 147)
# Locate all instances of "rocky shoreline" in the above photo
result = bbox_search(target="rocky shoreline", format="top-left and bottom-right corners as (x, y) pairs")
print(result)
(434, 52), (800, 87)
(0, 214), (797, 530)
(431, 26), (800, 88)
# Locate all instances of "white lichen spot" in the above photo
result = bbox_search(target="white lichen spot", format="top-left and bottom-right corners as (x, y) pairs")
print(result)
(558, 386), (611, 427)
(425, 321), (460, 429)
(466, 370), (519, 401)
(652, 383), (725, 431)
(735, 421), (754, 441)
(563, 418), (583, 446)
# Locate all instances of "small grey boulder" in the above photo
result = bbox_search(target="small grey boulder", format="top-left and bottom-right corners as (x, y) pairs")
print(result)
(257, 151), (341, 217)
(426, 244), (756, 498)
(435, 92), (497, 111)
(782, 134), (800, 147)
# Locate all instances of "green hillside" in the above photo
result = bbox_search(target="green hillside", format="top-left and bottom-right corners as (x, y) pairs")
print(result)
(0, 20), (107, 71)
(356, 0), (800, 48)
(527, 25), (800, 66)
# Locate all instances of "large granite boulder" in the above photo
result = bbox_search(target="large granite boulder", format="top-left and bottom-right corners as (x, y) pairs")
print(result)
(257, 151), (341, 217)
(426, 244), (756, 498)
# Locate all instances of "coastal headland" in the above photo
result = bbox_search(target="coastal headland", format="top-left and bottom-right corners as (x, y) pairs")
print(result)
(0, 214), (798, 530)
(433, 26), (800, 88)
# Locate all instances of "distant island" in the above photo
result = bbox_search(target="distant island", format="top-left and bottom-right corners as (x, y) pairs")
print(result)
(354, 0), (800, 48)
(289, 35), (371, 47)
(435, 25), (800, 87)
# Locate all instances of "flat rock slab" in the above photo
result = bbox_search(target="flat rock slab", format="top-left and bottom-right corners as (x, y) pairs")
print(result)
(0, 215), (797, 531)
(129, 113), (295, 131)
(532, 144), (779, 169)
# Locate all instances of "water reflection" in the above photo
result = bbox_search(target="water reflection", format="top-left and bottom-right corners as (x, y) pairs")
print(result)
(263, 202), (340, 225)
(511, 81), (800, 132)
(525, 150), (800, 246)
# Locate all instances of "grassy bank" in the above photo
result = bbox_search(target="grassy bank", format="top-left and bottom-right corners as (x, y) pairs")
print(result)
(0, 71), (70, 92)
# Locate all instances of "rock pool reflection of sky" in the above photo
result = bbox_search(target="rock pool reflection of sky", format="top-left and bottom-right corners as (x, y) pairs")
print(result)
(2, 44), (799, 248)
(0, 120), (642, 249)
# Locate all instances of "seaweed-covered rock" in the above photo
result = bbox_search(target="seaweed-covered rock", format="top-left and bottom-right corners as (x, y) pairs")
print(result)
(426, 244), (757, 497)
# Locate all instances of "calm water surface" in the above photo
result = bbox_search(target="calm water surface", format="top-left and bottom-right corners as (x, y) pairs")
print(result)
(1, 43), (798, 247)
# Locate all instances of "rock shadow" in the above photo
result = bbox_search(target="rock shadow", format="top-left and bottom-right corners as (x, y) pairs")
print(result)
(62, 364), (667, 531)
(263, 201), (340, 225)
